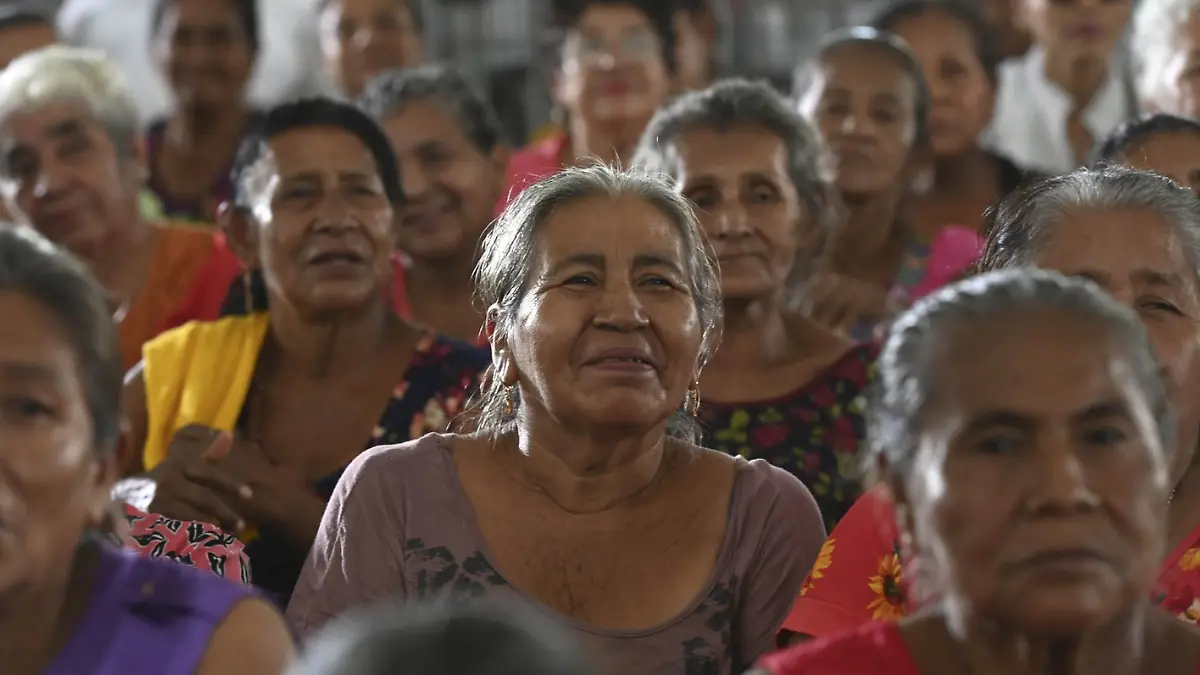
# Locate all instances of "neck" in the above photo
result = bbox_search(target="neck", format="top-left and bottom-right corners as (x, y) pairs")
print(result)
(266, 299), (398, 379)
(165, 105), (250, 149)
(704, 295), (795, 370)
(952, 607), (1149, 675)
(0, 542), (94, 675)
(832, 190), (903, 268)
(1043, 49), (1109, 106)
(929, 147), (996, 193)
(405, 248), (478, 300)
(566, 116), (643, 166)
(510, 414), (671, 514)
(91, 215), (156, 309)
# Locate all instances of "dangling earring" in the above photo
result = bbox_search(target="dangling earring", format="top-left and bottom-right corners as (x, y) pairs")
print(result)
(242, 270), (254, 314)
(502, 384), (516, 417)
(685, 381), (701, 416)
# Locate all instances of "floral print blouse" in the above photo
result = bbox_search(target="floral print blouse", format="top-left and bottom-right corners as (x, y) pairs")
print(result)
(784, 484), (1200, 638)
(697, 343), (878, 532)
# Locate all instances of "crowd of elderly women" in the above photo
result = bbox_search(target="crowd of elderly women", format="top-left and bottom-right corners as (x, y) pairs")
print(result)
(6, 0), (1200, 673)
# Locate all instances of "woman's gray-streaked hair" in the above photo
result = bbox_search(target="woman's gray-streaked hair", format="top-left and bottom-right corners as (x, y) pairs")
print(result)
(1132, 0), (1200, 104)
(466, 164), (723, 444)
(633, 79), (839, 281)
(978, 167), (1200, 284)
(357, 63), (505, 154)
(868, 268), (1173, 483)
(0, 46), (140, 160)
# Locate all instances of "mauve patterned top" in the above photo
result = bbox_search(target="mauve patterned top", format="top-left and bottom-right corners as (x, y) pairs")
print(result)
(286, 433), (824, 675)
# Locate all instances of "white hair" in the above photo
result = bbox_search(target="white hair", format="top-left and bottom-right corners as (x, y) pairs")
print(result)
(0, 46), (140, 158)
(1132, 0), (1200, 102)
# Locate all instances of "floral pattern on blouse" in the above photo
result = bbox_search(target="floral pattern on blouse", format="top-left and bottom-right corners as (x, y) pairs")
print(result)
(697, 343), (878, 532)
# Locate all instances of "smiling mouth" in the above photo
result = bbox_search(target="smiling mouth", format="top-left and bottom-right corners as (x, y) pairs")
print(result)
(308, 251), (367, 269)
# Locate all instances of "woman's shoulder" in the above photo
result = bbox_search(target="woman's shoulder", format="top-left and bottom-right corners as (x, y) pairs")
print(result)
(730, 455), (824, 535)
(144, 314), (269, 358)
(412, 332), (491, 371)
(96, 543), (256, 622)
(342, 433), (459, 489)
(758, 622), (918, 675)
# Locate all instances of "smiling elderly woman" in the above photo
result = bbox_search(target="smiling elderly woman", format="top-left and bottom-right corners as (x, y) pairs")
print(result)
(762, 269), (1200, 675)
(286, 165), (826, 675)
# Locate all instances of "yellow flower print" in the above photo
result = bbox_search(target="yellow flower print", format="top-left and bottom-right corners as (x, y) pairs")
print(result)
(1180, 598), (1200, 624)
(1179, 547), (1200, 572)
(801, 538), (836, 596)
(422, 398), (449, 432)
(866, 553), (906, 621)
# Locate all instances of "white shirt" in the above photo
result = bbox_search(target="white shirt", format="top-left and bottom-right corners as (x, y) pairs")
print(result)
(56, 0), (330, 125)
(983, 47), (1133, 175)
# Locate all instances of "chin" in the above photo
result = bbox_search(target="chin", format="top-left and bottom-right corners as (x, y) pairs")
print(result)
(1003, 585), (1126, 636)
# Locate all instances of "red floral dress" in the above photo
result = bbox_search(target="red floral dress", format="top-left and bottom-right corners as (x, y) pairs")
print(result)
(697, 343), (878, 532)
(784, 484), (1200, 637)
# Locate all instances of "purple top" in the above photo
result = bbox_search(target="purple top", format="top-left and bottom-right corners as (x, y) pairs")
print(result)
(43, 544), (255, 675)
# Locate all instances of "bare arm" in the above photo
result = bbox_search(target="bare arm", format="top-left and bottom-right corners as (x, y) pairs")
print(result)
(196, 597), (295, 675)
(121, 362), (149, 476)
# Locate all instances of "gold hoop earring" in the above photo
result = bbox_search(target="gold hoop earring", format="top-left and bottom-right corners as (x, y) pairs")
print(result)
(502, 385), (516, 417)
(685, 381), (701, 416)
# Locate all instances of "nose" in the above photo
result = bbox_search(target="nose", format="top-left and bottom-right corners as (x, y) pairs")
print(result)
(32, 157), (69, 201)
(709, 201), (751, 239)
(351, 26), (377, 52)
(1027, 436), (1102, 516)
(593, 278), (650, 331)
(838, 112), (875, 138)
(313, 191), (354, 230)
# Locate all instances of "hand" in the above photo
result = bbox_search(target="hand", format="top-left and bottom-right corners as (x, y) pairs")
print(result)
(185, 437), (327, 546)
(799, 273), (894, 333)
(146, 425), (248, 532)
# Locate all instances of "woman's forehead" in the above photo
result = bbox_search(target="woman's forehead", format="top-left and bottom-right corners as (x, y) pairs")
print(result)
(535, 195), (689, 265)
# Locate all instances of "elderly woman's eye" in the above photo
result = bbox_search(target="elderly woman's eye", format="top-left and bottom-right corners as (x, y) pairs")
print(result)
(563, 274), (596, 286)
(0, 395), (54, 421)
(1082, 426), (1128, 447)
(1142, 299), (1181, 314)
(641, 276), (675, 289)
(976, 434), (1021, 455)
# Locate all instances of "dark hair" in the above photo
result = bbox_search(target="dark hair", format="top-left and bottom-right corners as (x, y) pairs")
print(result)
(0, 2), (52, 32)
(549, 0), (678, 73)
(317, 0), (424, 35)
(0, 224), (122, 452)
(291, 601), (596, 675)
(868, 268), (1171, 482)
(871, 0), (1001, 83)
(1089, 113), (1200, 168)
(224, 97), (403, 315)
(358, 64), (505, 154)
(796, 26), (930, 149)
(151, 0), (260, 53)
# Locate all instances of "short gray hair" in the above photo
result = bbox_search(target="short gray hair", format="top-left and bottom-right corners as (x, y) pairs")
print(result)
(633, 78), (838, 243)
(1132, 0), (1200, 103)
(357, 64), (505, 154)
(978, 167), (1200, 285)
(0, 46), (139, 159)
(869, 268), (1172, 482)
(467, 165), (722, 443)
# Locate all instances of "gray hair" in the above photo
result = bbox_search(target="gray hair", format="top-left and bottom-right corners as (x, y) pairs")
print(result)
(978, 167), (1200, 284)
(467, 165), (722, 444)
(0, 46), (139, 160)
(1132, 0), (1200, 103)
(869, 268), (1172, 482)
(633, 78), (839, 252)
(357, 64), (505, 154)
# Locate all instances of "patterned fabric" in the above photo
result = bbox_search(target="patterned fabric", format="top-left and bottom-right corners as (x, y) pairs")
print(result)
(760, 621), (920, 675)
(697, 343), (877, 531)
(121, 503), (251, 584)
(239, 332), (489, 605)
(784, 484), (1200, 637)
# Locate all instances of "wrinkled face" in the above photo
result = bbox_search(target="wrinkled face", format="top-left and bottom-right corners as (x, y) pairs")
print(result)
(381, 100), (506, 261)
(1115, 131), (1200, 193)
(0, 102), (141, 265)
(1033, 208), (1200, 484)
(0, 291), (113, 601)
(498, 195), (703, 433)
(802, 43), (918, 198)
(668, 124), (817, 301)
(555, 3), (671, 127)
(227, 126), (395, 317)
(1018, 0), (1132, 62)
(0, 22), (55, 69)
(153, 0), (255, 109)
(1144, 11), (1200, 118)
(320, 0), (423, 98)
(891, 10), (995, 158)
(907, 311), (1167, 637)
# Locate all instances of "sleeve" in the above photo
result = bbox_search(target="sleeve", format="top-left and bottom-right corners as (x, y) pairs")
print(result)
(159, 236), (241, 332)
(780, 485), (906, 638)
(285, 445), (409, 637)
(737, 463), (826, 666)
